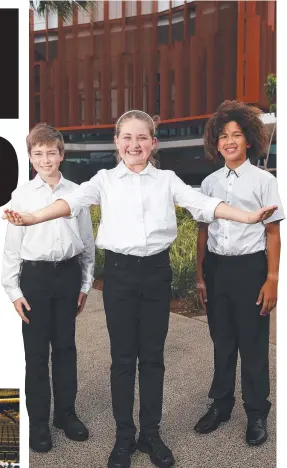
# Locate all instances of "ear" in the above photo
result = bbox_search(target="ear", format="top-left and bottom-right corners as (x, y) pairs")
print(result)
(246, 144), (251, 148)
(59, 151), (65, 161)
(114, 135), (118, 147)
(152, 136), (158, 150)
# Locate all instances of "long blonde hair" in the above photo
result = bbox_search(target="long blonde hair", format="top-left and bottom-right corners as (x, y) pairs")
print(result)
(115, 110), (160, 167)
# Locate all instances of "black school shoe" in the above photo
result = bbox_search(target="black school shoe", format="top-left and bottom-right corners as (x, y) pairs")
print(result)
(137, 433), (175, 467)
(29, 424), (52, 452)
(108, 436), (137, 468)
(246, 418), (268, 446)
(194, 404), (232, 434)
(53, 412), (89, 441)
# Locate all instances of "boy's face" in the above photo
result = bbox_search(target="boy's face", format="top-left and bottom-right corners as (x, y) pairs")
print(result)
(29, 142), (64, 179)
(217, 121), (250, 165)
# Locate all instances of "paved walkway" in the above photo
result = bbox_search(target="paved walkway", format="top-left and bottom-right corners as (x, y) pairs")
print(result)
(29, 289), (276, 468)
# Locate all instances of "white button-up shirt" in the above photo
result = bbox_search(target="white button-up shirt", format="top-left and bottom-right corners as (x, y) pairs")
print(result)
(1, 174), (95, 302)
(61, 161), (222, 257)
(201, 159), (285, 255)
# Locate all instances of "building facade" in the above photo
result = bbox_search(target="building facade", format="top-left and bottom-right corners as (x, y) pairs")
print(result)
(29, 0), (276, 185)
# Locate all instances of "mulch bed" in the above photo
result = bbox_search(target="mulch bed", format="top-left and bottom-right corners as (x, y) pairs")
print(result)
(93, 280), (205, 319)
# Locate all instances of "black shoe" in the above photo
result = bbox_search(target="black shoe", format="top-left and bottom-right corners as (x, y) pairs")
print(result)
(108, 437), (137, 468)
(53, 412), (89, 441)
(137, 433), (175, 468)
(246, 418), (267, 446)
(29, 424), (52, 452)
(194, 405), (231, 434)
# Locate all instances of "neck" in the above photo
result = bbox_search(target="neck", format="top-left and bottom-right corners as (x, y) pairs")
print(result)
(226, 157), (247, 170)
(39, 172), (61, 188)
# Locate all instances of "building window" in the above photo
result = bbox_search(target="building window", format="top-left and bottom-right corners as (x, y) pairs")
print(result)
(34, 41), (46, 61)
(34, 95), (40, 123)
(34, 65), (40, 92)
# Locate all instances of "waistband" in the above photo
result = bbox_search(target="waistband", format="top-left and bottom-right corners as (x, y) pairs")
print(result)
(105, 248), (169, 264)
(22, 255), (79, 268)
(206, 250), (266, 261)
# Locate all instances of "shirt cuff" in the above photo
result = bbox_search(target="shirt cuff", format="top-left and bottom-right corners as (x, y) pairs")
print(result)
(202, 198), (223, 223)
(8, 287), (24, 303)
(80, 282), (93, 294)
(56, 193), (81, 218)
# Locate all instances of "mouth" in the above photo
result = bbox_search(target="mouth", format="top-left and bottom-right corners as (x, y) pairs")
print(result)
(224, 147), (237, 154)
(127, 151), (142, 156)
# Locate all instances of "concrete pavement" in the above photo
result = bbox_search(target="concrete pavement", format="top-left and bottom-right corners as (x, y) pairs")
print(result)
(29, 289), (276, 468)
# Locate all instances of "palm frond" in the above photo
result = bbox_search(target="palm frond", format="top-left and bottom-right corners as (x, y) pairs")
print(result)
(29, 1), (94, 21)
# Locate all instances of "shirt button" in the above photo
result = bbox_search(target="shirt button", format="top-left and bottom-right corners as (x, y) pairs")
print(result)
(225, 236), (228, 239)
(115, 263), (118, 266)
(229, 183), (232, 186)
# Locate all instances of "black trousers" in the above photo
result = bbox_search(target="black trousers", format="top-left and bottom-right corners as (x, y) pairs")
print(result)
(20, 257), (82, 426)
(103, 249), (172, 438)
(203, 250), (271, 421)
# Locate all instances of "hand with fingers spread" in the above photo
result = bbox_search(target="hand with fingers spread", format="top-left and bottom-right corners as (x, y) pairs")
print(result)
(256, 279), (278, 316)
(247, 205), (278, 224)
(13, 297), (31, 324)
(77, 292), (88, 316)
(2, 209), (37, 226)
(196, 277), (208, 313)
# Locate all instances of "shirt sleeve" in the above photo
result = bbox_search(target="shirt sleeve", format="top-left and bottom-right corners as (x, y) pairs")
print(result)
(76, 207), (96, 294)
(1, 192), (25, 302)
(59, 172), (102, 217)
(170, 172), (223, 223)
(261, 175), (285, 224)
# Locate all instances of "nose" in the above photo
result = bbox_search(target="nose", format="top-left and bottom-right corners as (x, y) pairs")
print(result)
(225, 135), (235, 145)
(129, 137), (140, 148)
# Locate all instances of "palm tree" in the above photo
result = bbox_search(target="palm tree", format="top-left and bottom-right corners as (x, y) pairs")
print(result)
(29, 1), (94, 21)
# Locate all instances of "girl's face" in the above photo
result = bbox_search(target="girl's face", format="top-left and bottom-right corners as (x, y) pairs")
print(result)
(114, 118), (157, 171)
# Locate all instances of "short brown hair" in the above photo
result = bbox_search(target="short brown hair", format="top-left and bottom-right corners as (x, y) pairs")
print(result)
(26, 123), (65, 155)
(204, 100), (269, 161)
(115, 110), (159, 167)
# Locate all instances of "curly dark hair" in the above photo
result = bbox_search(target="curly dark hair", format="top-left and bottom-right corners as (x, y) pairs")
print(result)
(204, 100), (269, 161)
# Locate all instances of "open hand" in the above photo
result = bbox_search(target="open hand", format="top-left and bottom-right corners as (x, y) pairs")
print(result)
(248, 205), (278, 224)
(77, 292), (88, 316)
(13, 297), (31, 324)
(196, 278), (207, 312)
(2, 209), (37, 226)
(256, 279), (278, 316)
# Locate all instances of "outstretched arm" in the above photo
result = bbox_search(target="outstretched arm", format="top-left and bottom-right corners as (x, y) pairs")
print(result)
(2, 172), (102, 226)
(214, 201), (278, 224)
(170, 172), (277, 224)
(3, 199), (70, 226)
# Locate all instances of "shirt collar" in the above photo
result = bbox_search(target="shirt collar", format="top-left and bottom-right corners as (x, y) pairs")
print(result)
(223, 159), (251, 178)
(115, 160), (158, 178)
(32, 172), (69, 188)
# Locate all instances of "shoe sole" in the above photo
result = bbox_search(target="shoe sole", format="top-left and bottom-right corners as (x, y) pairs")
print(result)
(246, 434), (268, 446)
(53, 422), (89, 441)
(107, 446), (137, 468)
(29, 442), (52, 453)
(194, 414), (231, 434)
(137, 442), (175, 468)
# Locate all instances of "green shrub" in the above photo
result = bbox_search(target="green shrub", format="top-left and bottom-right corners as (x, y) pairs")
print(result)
(90, 205), (104, 278)
(170, 207), (198, 300)
(90, 205), (199, 302)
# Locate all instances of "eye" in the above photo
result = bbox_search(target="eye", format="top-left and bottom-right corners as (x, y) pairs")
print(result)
(123, 135), (131, 140)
